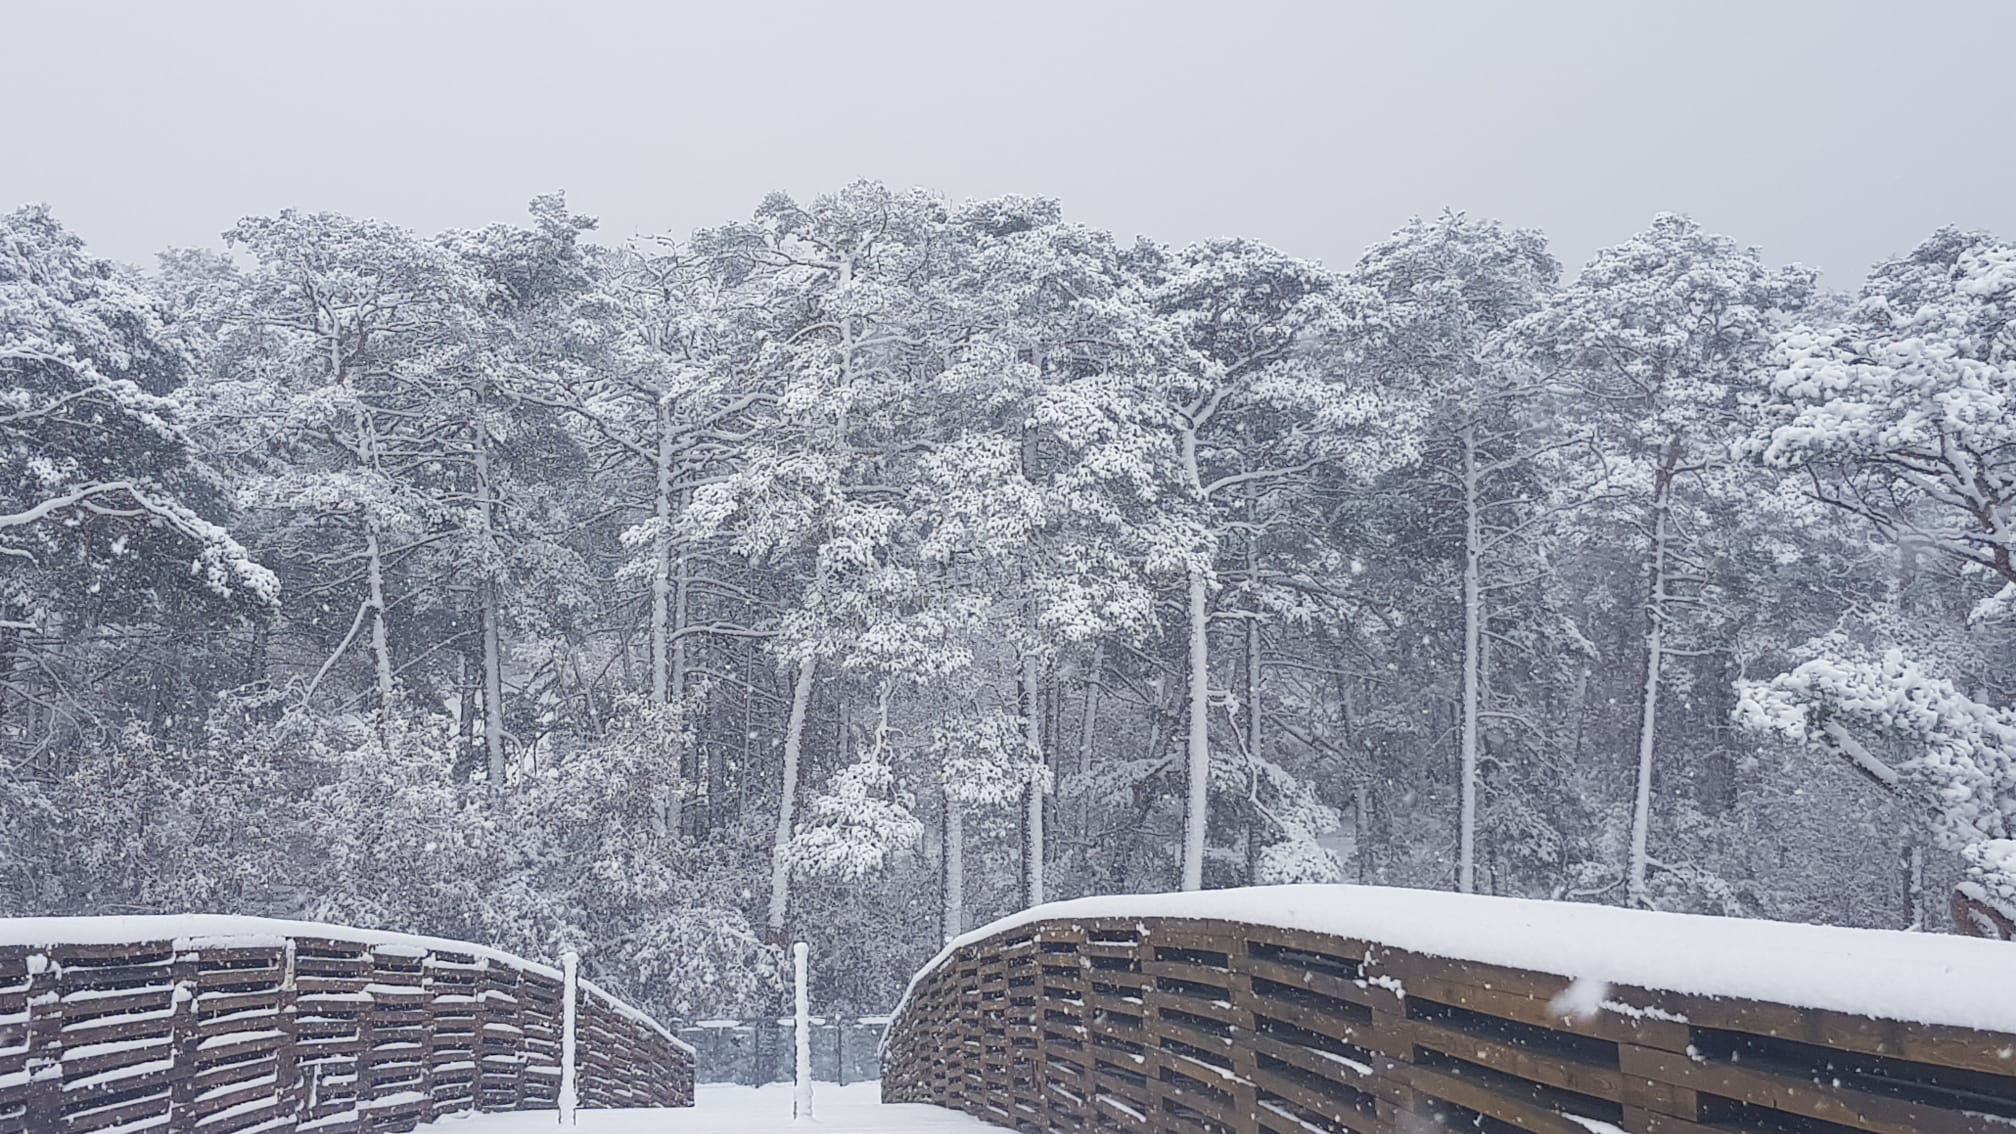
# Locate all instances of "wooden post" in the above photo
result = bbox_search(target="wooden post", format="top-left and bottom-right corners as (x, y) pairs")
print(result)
(21, 951), (60, 1133)
(168, 944), (200, 1131)
(277, 939), (300, 1126)
(792, 942), (813, 1121)
(559, 950), (579, 1128)
(414, 943), (436, 1124)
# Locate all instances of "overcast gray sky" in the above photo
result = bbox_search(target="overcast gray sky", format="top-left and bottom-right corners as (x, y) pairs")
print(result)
(4, 0), (2011, 283)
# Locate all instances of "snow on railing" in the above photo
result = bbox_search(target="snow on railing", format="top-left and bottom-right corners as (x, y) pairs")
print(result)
(882, 884), (2016, 1133)
(0, 914), (693, 1133)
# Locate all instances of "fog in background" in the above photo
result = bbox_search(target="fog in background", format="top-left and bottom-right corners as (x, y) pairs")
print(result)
(4, 0), (2012, 278)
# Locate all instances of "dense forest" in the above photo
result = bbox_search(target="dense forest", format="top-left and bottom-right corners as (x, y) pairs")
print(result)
(4, 183), (2013, 1022)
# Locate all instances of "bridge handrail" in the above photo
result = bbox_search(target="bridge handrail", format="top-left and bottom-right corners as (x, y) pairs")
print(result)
(882, 885), (2016, 1133)
(2, 914), (694, 1132)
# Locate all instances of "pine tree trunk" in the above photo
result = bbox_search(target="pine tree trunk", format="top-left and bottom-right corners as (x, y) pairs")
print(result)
(474, 407), (506, 789)
(1023, 650), (1045, 907)
(1904, 840), (1926, 930)
(1459, 421), (1484, 894)
(1014, 413), (1049, 908)
(1182, 565), (1211, 892)
(1179, 418), (1214, 894)
(1024, 782), (1044, 908)
(246, 616), (268, 687)
(571, 640), (603, 737)
(673, 549), (692, 834)
(666, 544), (691, 838)
(766, 653), (818, 939)
(353, 391), (395, 713)
(706, 646), (728, 830)
(481, 587), (505, 786)
(0, 605), (19, 742)
(1076, 640), (1102, 842)
(650, 404), (690, 837)
(1569, 660), (1590, 763)
(1354, 784), (1371, 883)
(943, 790), (965, 944)
(650, 405), (675, 705)
(1627, 439), (1680, 905)
(365, 524), (395, 708)
(1245, 609), (1265, 886)
(456, 655), (476, 776)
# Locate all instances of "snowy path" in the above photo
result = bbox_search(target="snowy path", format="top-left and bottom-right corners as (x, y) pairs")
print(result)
(412, 1083), (1005, 1132)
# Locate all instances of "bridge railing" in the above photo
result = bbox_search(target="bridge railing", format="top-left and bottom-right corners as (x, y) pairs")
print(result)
(0, 915), (693, 1134)
(882, 885), (2016, 1134)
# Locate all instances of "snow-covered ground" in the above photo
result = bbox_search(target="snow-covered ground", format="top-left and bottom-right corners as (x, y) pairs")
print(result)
(412, 1083), (1003, 1132)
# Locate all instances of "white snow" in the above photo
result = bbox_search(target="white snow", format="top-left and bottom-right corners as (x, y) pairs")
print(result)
(1549, 977), (1611, 1022)
(60, 1057), (175, 1091)
(1096, 1094), (1146, 1122)
(1259, 1099), (1330, 1134)
(559, 950), (579, 1126)
(409, 1083), (1004, 1131)
(59, 1035), (169, 1060)
(359, 1090), (431, 1110)
(893, 884), (2016, 1037)
(197, 1029), (284, 1050)
(1306, 1048), (1373, 1077)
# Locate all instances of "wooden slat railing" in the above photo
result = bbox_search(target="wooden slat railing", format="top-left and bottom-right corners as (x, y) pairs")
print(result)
(883, 890), (2016, 1134)
(0, 916), (693, 1134)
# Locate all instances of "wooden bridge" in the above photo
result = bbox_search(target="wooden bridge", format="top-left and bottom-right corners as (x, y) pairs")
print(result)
(7, 888), (2016, 1133)
(883, 887), (2016, 1134)
(0, 916), (691, 1133)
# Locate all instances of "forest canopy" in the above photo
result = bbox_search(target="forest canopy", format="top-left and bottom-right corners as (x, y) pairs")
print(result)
(5, 184), (2013, 1020)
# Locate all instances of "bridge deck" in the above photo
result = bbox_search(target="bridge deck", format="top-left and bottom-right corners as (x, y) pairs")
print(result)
(414, 1082), (1004, 1132)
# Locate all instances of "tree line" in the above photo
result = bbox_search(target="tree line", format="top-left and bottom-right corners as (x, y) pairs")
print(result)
(4, 184), (2012, 1017)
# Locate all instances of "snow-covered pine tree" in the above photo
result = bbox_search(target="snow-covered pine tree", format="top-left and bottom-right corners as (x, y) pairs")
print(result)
(183, 210), (477, 714)
(1741, 226), (2016, 930)
(683, 182), (963, 940)
(1136, 238), (1419, 891)
(1347, 211), (1562, 893)
(1511, 214), (1815, 907)
(1, 205), (275, 757)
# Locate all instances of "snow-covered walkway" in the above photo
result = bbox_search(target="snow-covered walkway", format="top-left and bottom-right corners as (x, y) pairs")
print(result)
(413, 1083), (1005, 1132)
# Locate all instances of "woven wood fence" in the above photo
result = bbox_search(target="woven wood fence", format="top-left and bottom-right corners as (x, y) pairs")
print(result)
(883, 911), (2016, 1134)
(0, 920), (692, 1134)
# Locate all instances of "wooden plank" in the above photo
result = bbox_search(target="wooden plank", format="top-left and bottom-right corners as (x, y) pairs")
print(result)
(1378, 963), (1689, 1052)
(1238, 956), (1383, 1013)
(1626, 1043), (2015, 1134)
(1249, 997), (1383, 1053)
(1399, 1060), (1618, 1134)
(1249, 1068), (1384, 1134)
(1663, 988), (2016, 1079)
(1254, 1091), (1390, 1134)
(56, 1035), (174, 1080)
(1630, 1111), (1720, 1134)
(1408, 1017), (1624, 1102)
